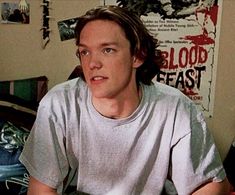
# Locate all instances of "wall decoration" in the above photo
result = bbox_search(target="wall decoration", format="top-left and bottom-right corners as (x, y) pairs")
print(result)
(19, 0), (28, 13)
(41, 0), (52, 48)
(1, 2), (30, 24)
(101, 0), (223, 117)
(57, 17), (78, 41)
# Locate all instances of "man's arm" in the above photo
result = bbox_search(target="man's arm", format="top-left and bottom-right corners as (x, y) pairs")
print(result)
(192, 178), (230, 195)
(27, 176), (58, 195)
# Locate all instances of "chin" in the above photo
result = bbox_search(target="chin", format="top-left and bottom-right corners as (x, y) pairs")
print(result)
(90, 90), (107, 98)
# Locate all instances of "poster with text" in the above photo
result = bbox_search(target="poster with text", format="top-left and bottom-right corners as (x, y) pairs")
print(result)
(101, 0), (223, 117)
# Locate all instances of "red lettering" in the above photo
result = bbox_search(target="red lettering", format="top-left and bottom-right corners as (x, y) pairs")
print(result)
(169, 48), (178, 69)
(160, 46), (208, 70)
(161, 51), (169, 69)
(189, 46), (198, 66)
(198, 46), (208, 63)
(179, 47), (188, 68)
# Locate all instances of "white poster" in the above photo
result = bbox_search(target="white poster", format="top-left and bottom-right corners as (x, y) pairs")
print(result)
(101, 0), (223, 117)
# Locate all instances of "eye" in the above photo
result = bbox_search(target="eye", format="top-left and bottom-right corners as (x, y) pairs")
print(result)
(103, 48), (115, 54)
(79, 49), (89, 56)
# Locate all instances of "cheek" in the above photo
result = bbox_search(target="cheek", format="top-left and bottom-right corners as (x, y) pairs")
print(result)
(80, 57), (88, 67)
(80, 64), (90, 80)
(112, 60), (134, 80)
(80, 57), (90, 70)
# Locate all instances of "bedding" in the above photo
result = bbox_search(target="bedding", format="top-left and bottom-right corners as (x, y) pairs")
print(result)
(0, 120), (29, 195)
(0, 76), (48, 195)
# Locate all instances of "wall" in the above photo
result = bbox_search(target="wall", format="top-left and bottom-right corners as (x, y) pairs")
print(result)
(0, 0), (234, 160)
(0, 0), (98, 88)
(206, 0), (235, 160)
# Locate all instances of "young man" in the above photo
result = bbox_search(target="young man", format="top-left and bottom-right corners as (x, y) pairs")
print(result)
(20, 5), (230, 195)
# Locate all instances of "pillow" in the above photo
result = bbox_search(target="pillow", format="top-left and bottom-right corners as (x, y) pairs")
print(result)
(0, 95), (37, 130)
(0, 76), (48, 104)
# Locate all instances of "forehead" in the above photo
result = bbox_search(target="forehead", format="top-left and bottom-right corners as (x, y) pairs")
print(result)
(79, 19), (128, 44)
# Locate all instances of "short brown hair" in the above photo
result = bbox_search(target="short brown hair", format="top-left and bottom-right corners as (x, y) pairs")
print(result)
(75, 5), (164, 85)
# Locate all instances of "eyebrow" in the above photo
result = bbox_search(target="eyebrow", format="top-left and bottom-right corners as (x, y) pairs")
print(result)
(78, 42), (119, 48)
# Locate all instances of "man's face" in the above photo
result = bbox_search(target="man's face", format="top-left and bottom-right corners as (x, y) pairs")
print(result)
(77, 19), (142, 100)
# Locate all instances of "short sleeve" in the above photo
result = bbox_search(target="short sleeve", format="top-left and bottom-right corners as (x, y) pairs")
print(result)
(19, 93), (69, 193)
(170, 102), (226, 194)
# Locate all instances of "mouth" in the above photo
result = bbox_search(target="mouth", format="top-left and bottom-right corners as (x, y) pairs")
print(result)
(92, 76), (104, 81)
(90, 76), (108, 83)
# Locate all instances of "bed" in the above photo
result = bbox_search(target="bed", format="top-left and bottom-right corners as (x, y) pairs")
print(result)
(0, 76), (48, 195)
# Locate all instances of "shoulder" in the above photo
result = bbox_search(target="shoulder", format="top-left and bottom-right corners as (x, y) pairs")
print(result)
(144, 81), (204, 137)
(146, 81), (194, 108)
(39, 78), (88, 108)
(154, 81), (203, 119)
(49, 77), (86, 94)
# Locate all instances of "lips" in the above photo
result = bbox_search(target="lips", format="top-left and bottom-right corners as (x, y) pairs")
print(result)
(92, 76), (105, 81)
(90, 76), (108, 82)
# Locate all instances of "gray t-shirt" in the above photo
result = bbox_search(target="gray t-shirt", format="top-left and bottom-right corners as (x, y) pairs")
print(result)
(19, 78), (226, 195)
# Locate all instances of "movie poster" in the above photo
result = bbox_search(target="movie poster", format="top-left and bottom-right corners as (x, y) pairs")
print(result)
(101, 0), (223, 117)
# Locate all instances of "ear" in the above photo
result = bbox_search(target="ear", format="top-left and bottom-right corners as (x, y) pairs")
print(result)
(132, 56), (144, 68)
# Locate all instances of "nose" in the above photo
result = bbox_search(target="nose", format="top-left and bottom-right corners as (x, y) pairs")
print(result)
(89, 53), (102, 70)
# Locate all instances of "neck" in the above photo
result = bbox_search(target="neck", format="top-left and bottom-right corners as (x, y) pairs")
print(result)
(92, 86), (142, 119)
